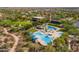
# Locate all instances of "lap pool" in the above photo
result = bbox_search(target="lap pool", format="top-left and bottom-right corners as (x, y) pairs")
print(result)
(48, 26), (60, 30)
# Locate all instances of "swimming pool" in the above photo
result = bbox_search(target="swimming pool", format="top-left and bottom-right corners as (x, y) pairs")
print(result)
(32, 31), (53, 45)
(31, 26), (63, 45)
(48, 26), (60, 30)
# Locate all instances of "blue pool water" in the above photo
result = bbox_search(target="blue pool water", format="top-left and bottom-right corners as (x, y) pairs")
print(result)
(32, 31), (53, 45)
(48, 26), (59, 30)
(31, 26), (63, 45)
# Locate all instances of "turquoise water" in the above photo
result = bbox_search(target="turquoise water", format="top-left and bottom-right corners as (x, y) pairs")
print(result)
(31, 26), (63, 45)
(32, 31), (53, 45)
(48, 26), (59, 30)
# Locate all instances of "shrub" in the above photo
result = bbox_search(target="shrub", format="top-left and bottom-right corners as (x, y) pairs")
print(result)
(0, 20), (13, 27)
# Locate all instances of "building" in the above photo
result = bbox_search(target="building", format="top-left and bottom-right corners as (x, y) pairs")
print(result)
(74, 20), (79, 28)
(32, 16), (44, 21)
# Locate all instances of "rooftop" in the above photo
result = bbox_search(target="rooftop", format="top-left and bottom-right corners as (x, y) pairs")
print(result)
(33, 16), (44, 19)
(74, 21), (79, 28)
